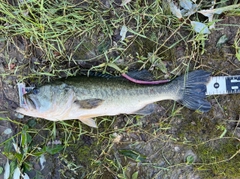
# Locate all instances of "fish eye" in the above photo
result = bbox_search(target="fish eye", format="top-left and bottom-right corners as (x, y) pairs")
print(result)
(32, 88), (39, 95)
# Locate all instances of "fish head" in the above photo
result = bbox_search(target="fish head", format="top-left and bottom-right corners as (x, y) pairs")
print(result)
(16, 83), (76, 119)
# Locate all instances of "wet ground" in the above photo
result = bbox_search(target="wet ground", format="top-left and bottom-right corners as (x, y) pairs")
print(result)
(0, 1), (240, 179)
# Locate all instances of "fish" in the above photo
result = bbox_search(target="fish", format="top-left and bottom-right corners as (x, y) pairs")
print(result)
(16, 70), (211, 128)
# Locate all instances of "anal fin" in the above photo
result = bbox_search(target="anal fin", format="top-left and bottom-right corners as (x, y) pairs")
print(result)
(133, 103), (156, 115)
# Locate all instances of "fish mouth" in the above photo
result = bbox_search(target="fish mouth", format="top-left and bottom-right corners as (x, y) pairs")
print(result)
(23, 94), (38, 110)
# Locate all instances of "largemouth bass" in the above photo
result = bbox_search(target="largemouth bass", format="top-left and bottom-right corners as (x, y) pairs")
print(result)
(16, 70), (211, 128)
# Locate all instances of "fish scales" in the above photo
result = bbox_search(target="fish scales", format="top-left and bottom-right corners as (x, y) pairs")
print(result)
(16, 70), (211, 128)
(72, 80), (171, 105)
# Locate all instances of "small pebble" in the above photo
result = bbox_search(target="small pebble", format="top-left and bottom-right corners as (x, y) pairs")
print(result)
(15, 113), (24, 119)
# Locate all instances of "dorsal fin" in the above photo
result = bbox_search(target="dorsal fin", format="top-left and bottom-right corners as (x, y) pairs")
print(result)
(87, 71), (115, 78)
(126, 70), (155, 81)
(84, 70), (155, 80)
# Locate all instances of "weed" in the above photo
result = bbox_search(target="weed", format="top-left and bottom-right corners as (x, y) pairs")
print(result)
(234, 28), (240, 61)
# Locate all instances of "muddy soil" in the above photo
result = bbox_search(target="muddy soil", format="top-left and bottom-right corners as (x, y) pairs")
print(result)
(0, 7), (240, 179)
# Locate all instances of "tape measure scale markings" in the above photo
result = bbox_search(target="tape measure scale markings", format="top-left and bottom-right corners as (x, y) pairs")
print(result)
(206, 75), (240, 95)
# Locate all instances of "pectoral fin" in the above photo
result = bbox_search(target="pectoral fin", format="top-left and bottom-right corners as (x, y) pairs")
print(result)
(79, 118), (97, 128)
(74, 98), (104, 109)
(133, 103), (156, 115)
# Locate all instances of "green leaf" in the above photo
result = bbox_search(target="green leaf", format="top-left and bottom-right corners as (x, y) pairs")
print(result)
(34, 171), (45, 179)
(3, 140), (12, 153)
(23, 162), (33, 171)
(132, 171), (139, 179)
(32, 151), (46, 157)
(0, 166), (3, 174)
(45, 145), (63, 155)
(27, 119), (37, 128)
(10, 160), (17, 177)
(216, 35), (228, 48)
(217, 125), (227, 138)
(236, 50), (240, 61)
(2, 152), (15, 160)
(106, 63), (122, 72)
(119, 149), (146, 162)
(186, 155), (195, 165)
(157, 59), (168, 74)
(15, 153), (23, 162)
(21, 125), (32, 147)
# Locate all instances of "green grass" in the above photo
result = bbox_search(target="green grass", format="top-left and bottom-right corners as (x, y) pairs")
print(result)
(0, 0), (240, 178)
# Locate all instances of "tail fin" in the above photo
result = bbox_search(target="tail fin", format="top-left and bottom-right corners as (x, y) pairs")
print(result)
(178, 70), (211, 112)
